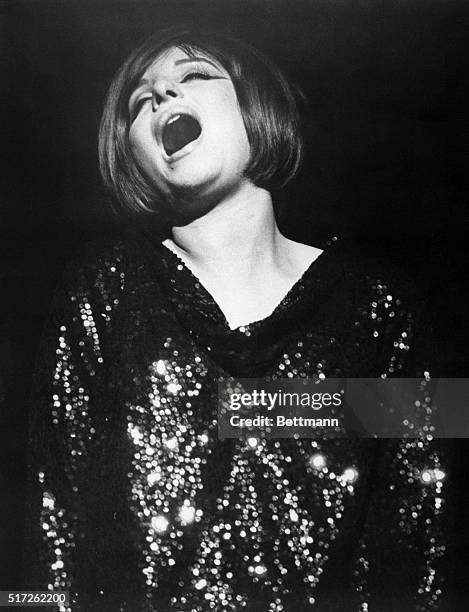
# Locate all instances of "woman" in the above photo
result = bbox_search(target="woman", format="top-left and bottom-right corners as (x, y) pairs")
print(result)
(24, 27), (447, 611)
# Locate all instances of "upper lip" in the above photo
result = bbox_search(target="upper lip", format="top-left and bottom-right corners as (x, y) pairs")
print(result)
(154, 105), (202, 151)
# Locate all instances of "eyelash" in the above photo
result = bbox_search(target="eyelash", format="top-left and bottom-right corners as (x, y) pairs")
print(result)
(180, 71), (213, 82)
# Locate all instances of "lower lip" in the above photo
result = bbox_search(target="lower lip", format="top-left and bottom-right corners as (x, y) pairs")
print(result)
(164, 135), (202, 164)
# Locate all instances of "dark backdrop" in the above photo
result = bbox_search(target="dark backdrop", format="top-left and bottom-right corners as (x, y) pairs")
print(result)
(1, 0), (469, 596)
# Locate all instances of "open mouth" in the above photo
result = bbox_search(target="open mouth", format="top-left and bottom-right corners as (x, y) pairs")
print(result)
(162, 114), (202, 157)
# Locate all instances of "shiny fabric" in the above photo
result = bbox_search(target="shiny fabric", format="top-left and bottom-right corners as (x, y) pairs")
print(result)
(24, 233), (447, 611)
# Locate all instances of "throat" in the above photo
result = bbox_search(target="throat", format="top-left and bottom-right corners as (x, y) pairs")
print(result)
(162, 216), (323, 330)
(165, 244), (316, 330)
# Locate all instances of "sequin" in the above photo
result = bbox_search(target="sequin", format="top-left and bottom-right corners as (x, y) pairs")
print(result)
(26, 237), (447, 610)
(309, 453), (326, 470)
(151, 515), (169, 533)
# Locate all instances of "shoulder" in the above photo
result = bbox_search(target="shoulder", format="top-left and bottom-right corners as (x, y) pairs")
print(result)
(57, 229), (168, 322)
(327, 238), (424, 312)
(59, 232), (151, 302)
(63, 238), (129, 288)
(331, 238), (440, 375)
(49, 236), (142, 337)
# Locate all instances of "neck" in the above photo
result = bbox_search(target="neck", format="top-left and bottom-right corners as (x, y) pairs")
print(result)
(164, 182), (282, 275)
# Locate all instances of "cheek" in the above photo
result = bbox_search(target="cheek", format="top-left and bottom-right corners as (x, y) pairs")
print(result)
(209, 85), (246, 134)
(216, 101), (250, 157)
(228, 107), (250, 155)
(231, 115), (251, 164)
(128, 121), (140, 149)
(128, 127), (143, 163)
(129, 126), (156, 171)
(129, 124), (145, 156)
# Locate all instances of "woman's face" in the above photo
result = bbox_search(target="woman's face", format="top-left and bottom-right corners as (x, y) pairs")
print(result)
(128, 46), (251, 205)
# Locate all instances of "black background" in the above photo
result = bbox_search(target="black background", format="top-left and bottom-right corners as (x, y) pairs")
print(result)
(1, 0), (469, 598)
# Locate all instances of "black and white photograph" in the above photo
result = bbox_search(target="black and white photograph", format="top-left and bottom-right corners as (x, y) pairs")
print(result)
(1, 1), (468, 610)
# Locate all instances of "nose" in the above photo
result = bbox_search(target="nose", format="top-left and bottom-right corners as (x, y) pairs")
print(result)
(152, 79), (183, 110)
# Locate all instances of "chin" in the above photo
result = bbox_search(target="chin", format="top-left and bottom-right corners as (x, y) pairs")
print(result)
(162, 174), (213, 207)
(162, 162), (221, 197)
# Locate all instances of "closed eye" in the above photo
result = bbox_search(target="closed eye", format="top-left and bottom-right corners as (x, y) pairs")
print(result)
(181, 71), (215, 83)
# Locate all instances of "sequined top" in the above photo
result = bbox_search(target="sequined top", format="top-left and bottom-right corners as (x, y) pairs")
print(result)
(24, 233), (447, 611)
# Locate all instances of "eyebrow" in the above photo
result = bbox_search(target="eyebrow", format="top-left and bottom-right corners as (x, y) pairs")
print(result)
(133, 57), (222, 90)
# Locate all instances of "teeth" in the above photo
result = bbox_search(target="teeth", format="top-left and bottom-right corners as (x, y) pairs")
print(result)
(167, 114), (181, 125)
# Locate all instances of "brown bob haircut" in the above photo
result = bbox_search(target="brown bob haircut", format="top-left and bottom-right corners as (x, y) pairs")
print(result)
(99, 27), (304, 213)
